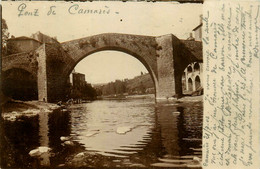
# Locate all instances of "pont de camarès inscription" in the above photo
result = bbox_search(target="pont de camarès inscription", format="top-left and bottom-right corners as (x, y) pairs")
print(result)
(17, 3), (114, 17)
(203, 1), (259, 168)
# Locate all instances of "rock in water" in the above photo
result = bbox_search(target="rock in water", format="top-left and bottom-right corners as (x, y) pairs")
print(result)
(29, 149), (40, 157)
(29, 146), (51, 157)
(116, 126), (132, 134)
(172, 111), (180, 115)
(75, 152), (85, 158)
(192, 156), (201, 165)
(60, 136), (70, 141)
(64, 141), (74, 146)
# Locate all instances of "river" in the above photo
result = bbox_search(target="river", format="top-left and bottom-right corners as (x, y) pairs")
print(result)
(0, 98), (203, 168)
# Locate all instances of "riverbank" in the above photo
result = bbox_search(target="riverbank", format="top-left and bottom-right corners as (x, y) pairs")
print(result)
(171, 95), (202, 102)
(96, 94), (203, 103)
(1, 100), (60, 121)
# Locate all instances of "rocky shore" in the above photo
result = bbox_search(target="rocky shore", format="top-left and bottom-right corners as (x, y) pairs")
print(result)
(1, 100), (61, 121)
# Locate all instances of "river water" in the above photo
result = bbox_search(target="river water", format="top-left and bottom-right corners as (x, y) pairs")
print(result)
(0, 98), (203, 168)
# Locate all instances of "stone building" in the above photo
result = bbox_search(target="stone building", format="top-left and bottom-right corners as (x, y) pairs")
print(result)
(192, 23), (202, 41)
(182, 62), (203, 92)
(6, 36), (42, 55)
(72, 72), (86, 90)
(182, 16), (203, 94)
(6, 31), (58, 56)
(3, 32), (59, 101)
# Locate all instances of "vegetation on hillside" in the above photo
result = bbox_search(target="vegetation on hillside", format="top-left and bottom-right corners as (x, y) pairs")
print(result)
(94, 73), (154, 97)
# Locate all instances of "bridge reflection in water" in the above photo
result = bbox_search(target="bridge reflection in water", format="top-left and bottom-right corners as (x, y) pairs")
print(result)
(0, 99), (202, 168)
(38, 110), (50, 166)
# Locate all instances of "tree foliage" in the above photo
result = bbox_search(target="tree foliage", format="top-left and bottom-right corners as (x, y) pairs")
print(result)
(2, 19), (10, 56)
(98, 73), (154, 96)
(69, 83), (97, 100)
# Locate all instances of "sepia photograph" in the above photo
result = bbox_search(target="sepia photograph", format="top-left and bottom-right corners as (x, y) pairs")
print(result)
(1, 1), (204, 168)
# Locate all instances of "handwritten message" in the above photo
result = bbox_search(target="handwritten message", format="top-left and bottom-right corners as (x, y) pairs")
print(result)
(203, 1), (260, 168)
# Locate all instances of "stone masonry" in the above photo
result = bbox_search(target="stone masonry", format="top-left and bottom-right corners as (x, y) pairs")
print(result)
(2, 33), (202, 102)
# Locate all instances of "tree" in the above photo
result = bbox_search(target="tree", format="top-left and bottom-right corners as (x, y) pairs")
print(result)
(2, 19), (10, 56)
(114, 80), (126, 95)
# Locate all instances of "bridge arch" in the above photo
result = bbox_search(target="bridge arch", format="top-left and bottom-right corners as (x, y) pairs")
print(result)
(51, 33), (162, 102)
(65, 48), (158, 96)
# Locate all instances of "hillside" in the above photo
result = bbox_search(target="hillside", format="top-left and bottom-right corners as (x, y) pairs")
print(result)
(125, 73), (154, 94)
(94, 73), (154, 96)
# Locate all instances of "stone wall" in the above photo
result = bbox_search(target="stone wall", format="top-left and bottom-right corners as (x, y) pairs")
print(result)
(155, 34), (176, 99)
(36, 44), (48, 102)
(7, 38), (42, 55)
(2, 52), (38, 78)
(31, 31), (58, 44)
(45, 43), (75, 102)
(2, 33), (202, 102)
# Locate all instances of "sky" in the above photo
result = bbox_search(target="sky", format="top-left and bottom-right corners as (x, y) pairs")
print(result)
(2, 2), (202, 84)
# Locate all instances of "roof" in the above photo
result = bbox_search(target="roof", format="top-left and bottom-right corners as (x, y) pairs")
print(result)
(72, 72), (85, 76)
(8, 36), (42, 43)
(192, 23), (202, 31)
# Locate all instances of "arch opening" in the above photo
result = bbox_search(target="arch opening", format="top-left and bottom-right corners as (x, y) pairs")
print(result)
(187, 66), (192, 73)
(188, 78), (193, 92)
(2, 68), (38, 101)
(194, 62), (200, 72)
(195, 76), (201, 90)
(182, 72), (186, 92)
(64, 50), (156, 101)
(181, 62), (203, 95)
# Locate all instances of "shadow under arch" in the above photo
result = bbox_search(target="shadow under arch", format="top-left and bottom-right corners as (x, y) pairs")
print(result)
(188, 78), (193, 92)
(195, 75), (201, 90)
(2, 68), (38, 100)
(64, 47), (159, 98)
(194, 62), (200, 72)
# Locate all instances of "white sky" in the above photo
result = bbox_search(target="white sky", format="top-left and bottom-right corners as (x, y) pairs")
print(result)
(2, 2), (202, 84)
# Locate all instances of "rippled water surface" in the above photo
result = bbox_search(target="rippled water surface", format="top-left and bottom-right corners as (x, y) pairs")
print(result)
(1, 99), (203, 168)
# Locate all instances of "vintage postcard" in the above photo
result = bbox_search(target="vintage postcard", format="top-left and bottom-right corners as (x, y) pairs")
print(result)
(0, 1), (259, 169)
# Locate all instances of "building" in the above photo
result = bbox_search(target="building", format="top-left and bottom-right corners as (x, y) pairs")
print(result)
(72, 72), (86, 90)
(182, 15), (203, 94)
(182, 62), (203, 92)
(192, 23), (202, 41)
(6, 36), (42, 55)
(6, 31), (58, 55)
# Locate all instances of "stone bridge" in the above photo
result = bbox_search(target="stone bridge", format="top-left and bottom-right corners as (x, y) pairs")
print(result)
(2, 33), (202, 102)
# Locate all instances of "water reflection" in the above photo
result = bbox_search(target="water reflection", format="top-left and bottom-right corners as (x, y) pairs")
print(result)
(0, 115), (40, 168)
(0, 99), (203, 168)
(151, 101), (203, 167)
(38, 111), (50, 166)
(68, 100), (155, 158)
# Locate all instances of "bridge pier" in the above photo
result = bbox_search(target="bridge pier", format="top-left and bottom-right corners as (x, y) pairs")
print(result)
(36, 44), (48, 102)
(155, 34), (184, 100)
(155, 35), (176, 99)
